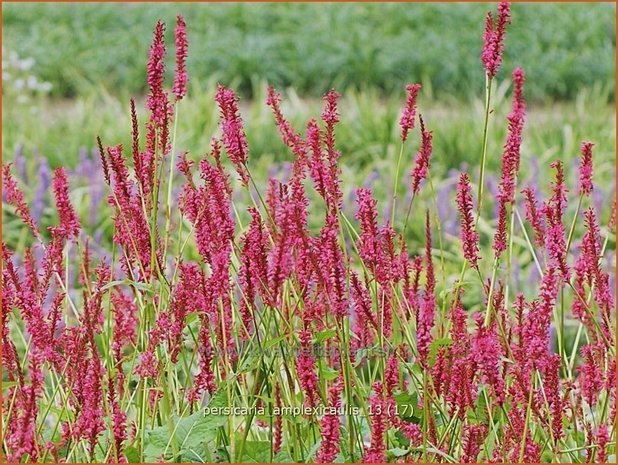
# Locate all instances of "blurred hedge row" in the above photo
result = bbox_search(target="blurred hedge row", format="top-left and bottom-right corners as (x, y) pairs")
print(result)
(3, 2), (615, 102)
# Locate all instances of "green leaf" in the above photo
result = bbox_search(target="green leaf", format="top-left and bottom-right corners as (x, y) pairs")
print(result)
(144, 389), (228, 462)
(273, 450), (293, 463)
(388, 447), (409, 458)
(100, 279), (152, 293)
(319, 365), (340, 381)
(394, 429), (410, 447)
(234, 440), (272, 462)
(184, 312), (200, 326)
(314, 328), (337, 343)
(306, 439), (323, 461)
(474, 393), (488, 423)
(124, 446), (140, 463)
(237, 352), (261, 373)
(393, 391), (420, 421)
(262, 334), (287, 350)
(2, 381), (18, 390)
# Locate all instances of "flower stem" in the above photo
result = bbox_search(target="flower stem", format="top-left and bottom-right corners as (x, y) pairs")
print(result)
(476, 74), (493, 219)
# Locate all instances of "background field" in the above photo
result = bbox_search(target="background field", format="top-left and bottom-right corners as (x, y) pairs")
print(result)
(3, 2), (616, 101)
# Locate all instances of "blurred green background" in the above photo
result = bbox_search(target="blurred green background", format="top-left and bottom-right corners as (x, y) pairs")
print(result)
(3, 2), (616, 101)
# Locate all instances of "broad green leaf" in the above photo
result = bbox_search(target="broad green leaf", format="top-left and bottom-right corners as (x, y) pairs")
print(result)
(262, 334), (287, 350)
(144, 389), (228, 462)
(393, 391), (420, 421)
(273, 450), (293, 463)
(234, 440), (272, 463)
(100, 279), (152, 293)
(237, 352), (261, 373)
(388, 447), (409, 458)
(124, 446), (140, 463)
(319, 365), (340, 381)
(314, 328), (337, 343)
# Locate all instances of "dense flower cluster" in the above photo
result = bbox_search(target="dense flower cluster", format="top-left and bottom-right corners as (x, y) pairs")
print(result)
(2, 4), (615, 464)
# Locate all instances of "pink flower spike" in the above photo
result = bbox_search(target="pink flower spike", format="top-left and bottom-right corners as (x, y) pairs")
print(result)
(266, 86), (307, 164)
(496, 67), (526, 206)
(578, 141), (594, 196)
(51, 167), (81, 240)
(481, 2), (511, 79)
(215, 85), (250, 185)
(363, 382), (387, 463)
(173, 15), (189, 101)
(521, 186), (545, 247)
(316, 378), (343, 463)
(355, 188), (380, 273)
(146, 20), (172, 127)
(2, 164), (40, 238)
(461, 425), (487, 463)
(297, 330), (319, 408)
(595, 424), (609, 463)
(147, 21), (166, 98)
(410, 115), (433, 195)
(457, 173), (480, 268)
(399, 83), (421, 142)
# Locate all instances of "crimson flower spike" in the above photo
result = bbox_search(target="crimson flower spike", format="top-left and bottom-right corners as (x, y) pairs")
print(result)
(51, 167), (81, 240)
(410, 114), (433, 195)
(457, 173), (480, 268)
(399, 83), (421, 142)
(173, 15), (189, 101)
(493, 67), (526, 258)
(521, 186), (545, 247)
(578, 141), (594, 196)
(363, 382), (387, 463)
(266, 86), (307, 164)
(215, 84), (250, 185)
(2, 164), (40, 238)
(96, 136), (110, 185)
(316, 378), (343, 463)
(146, 20), (171, 127)
(481, 2), (511, 79)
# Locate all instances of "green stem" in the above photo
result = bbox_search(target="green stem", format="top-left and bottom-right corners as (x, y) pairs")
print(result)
(391, 142), (405, 226)
(476, 74), (493, 218)
(402, 192), (416, 236)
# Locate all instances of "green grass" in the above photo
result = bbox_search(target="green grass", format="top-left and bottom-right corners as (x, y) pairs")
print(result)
(2, 2), (615, 102)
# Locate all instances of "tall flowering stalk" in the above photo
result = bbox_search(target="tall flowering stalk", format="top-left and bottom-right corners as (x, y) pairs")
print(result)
(578, 141), (594, 196)
(316, 378), (343, 463)
(493, 67), (526, 258)
(172, 15), (188, 101)
(399, 83), (422, 142)
(146, 20), (172, 128)
(215, 85), (250, 185)
(410, 115), (433, 196)
(476, 2), (511, 217)
(481, 2), (511, 79)
(363, 382), (387, 463)
(456, 173), (480, 268)
(3, 164), (40, 237)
